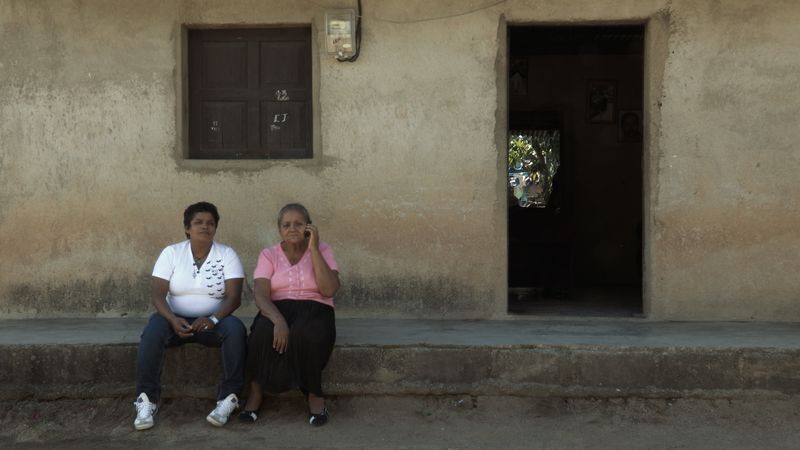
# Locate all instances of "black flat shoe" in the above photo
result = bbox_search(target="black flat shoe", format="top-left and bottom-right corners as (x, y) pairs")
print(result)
(308, 407), (328, 427)
(239, 410), (258, 423)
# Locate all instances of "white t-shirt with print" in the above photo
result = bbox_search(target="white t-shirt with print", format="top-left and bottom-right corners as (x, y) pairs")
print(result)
(152, 240), (245, 317)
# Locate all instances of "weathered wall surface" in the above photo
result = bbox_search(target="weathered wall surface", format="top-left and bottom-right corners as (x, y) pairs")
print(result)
(1, 0), (799, 320)
(639, 0), (800, 320)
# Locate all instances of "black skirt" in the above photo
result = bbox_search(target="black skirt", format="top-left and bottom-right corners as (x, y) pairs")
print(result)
(246, 300), (336, 396)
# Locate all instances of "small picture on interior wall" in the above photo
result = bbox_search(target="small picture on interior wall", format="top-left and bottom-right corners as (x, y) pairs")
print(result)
(619, 110), (643, 142)
(509, 58), (528, 96)
(586, 80), (617, 123)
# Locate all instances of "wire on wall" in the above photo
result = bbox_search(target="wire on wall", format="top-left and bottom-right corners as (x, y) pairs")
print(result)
(304, 0), (507, 26)
(305, 0), (507, 61)
(337, 0), (362, 62)
(372, 0), (507, 24)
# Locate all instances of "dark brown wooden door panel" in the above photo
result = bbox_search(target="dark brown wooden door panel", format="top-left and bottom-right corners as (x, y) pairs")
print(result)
(188, 27), (311, 159)
(260, 41), (307, 86)
(261, 101), (309, 156)
(200, 102), (247, 149)
(201, 42), (248, 89)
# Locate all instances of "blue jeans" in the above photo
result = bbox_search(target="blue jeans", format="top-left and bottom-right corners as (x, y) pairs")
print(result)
(135, 313), (246, 402)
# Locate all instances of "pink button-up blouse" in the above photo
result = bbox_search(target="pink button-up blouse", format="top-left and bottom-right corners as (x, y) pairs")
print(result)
(253, 242), (339, 307)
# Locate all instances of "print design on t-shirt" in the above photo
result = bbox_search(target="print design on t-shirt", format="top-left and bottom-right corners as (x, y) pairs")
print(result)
(202, 258), (226, 297)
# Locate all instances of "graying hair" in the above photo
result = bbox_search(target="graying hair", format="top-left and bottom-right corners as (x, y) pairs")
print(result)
(277, 203), (312, 226)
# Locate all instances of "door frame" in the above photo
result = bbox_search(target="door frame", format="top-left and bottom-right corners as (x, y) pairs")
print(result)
(494, 18), (670, 318)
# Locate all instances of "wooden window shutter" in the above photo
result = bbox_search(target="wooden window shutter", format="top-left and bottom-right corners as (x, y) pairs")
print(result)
(188, 28), (312, 159)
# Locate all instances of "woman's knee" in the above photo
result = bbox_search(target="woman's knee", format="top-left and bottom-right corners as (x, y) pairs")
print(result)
(140, 313), (173, 342)
(289, 324), (332, 347)
(217, 315), (246, 339)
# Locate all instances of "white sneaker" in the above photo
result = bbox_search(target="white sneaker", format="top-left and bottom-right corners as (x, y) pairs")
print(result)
(206, 393), (238, 427)
(133, 393), (158, 430)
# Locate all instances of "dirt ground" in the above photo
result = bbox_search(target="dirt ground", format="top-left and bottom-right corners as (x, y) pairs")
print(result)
(2, 395), (800, 449)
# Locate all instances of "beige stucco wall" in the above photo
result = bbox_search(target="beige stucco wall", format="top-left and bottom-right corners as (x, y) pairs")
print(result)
(1, 0), (799, 320)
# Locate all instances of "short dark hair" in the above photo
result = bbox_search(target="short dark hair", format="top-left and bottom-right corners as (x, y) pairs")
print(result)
(277, 203), (311, 227)
(183, 202), (220, 238)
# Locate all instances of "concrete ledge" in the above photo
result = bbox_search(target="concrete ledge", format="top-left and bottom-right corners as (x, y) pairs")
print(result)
(2, 318), (800, 400)
(329, 346), (800, 397)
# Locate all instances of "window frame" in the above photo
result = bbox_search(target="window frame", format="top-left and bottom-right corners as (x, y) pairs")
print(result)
(185, 26), (313, 160)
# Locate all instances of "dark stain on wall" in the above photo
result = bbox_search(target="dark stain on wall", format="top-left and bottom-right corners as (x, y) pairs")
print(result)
(7, 275), (491, 318)
(336, 275), (494, 319)
(8, 277), (151, 316)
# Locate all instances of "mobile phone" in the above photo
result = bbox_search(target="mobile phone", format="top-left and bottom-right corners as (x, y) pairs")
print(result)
(304, 220), (312, 238)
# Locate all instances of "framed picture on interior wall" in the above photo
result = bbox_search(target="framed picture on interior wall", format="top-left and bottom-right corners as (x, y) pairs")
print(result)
(618, 110), (642, 142)
(509, 58), (528, 97)
(586, 79), (617, 123)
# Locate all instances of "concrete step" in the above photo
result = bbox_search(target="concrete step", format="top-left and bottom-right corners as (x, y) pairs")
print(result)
(2, 318), (800, 400)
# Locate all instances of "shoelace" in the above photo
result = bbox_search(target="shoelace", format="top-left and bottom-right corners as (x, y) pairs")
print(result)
(135, 399), (155, 419)
(213, 398), (237, 417)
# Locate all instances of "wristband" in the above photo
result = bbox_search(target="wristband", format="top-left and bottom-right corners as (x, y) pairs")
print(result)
(208, 314), (219, 325)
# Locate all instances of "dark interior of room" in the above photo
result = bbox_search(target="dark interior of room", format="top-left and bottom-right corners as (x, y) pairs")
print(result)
(507, 25), (644, 317)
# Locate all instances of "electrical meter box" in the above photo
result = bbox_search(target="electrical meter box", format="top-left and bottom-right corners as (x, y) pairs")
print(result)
(325, 9), (355, 57)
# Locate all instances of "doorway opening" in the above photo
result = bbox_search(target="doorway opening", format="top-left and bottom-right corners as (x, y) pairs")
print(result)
(507, 25), (644, 317)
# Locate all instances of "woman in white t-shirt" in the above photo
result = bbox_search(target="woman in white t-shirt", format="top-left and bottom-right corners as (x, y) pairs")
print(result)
(132, 202), (247, 431)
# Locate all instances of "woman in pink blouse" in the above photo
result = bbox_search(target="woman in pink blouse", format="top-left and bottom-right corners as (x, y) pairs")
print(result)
(241, 203), (340, 426)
